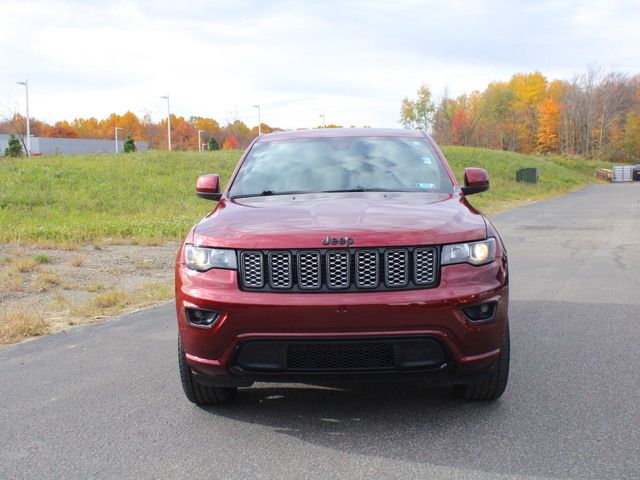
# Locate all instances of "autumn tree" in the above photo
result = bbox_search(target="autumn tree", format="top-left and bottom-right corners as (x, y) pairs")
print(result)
(432, 92), (455, 144)
(481, 81), (516, 149)
(223, 135), (239, 150)
(71, 117), (102, 138)
(616, 110), (640, 162)
(251, 123), (275, 137)
(226, 120), (251, 147)
(0, 112), (29, 152)
(170, 115), (196, 151)
(536, 98), (561, 153)
(451, 110), (473, 145)
(191, 116), (220, 133)
(509, 72), (547, 153)
(400, 84), (435, 130)
(49, 121), (79, 138)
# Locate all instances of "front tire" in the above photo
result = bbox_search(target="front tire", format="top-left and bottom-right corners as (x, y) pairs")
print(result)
(178, 338), (237, 406)
(460, 326), (510, 401)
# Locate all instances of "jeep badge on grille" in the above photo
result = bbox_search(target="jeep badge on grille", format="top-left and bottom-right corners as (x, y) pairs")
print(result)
(322, 236), (354, 246)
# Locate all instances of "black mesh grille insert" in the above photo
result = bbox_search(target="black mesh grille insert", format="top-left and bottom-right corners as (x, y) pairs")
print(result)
(287, 342), (395, 371)
(233, 338), (448, 373)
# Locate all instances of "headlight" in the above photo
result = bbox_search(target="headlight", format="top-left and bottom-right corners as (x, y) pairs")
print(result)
(184, 245), (237, 271)
(441, 238), (496, 266)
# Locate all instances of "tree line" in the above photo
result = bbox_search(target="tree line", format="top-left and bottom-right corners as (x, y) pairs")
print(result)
(0, 111), (279, 151)
(401, 69), (640, 162)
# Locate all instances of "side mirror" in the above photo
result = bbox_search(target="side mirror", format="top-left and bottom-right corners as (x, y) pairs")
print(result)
(196, 174), (222, 201)
(462, 168), (489, 195)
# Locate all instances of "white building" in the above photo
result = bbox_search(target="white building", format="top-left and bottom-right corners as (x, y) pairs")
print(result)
(0, 134), (149, 156)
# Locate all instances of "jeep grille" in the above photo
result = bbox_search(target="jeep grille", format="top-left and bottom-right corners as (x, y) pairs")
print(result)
(239, 246), (438, 292)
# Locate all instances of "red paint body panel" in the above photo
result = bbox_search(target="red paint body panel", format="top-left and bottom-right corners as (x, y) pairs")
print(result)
(175, 243), (509, 381)
(196, 174), (220, 195)
(192, 193), (487, 250)
(464, 167), (489, 187)
(175, 129), (509, 387)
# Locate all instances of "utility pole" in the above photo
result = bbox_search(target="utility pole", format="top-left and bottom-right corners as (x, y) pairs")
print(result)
(319, 113), (326, 128)
(16, 80), (30, 157)
(115, 127), (123, 153)
(198, 130), (205, 152)
(160, 94), (171, 151)
(253, 104), (261, 135)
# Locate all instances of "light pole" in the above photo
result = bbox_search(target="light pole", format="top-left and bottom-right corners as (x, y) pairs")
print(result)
(160, 94), (171, 151)
(114, 127), (123, 153)
(319, 113), (326, 128)
(16, 80), (30, 157)
(198, 130), (205, 152)
(253, 104), (261, 135)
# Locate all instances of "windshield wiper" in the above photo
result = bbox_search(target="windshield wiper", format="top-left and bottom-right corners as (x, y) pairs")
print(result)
(232, 187), (412, 199)
(231, 190), (304, 199)
(319, 187), (405, 193)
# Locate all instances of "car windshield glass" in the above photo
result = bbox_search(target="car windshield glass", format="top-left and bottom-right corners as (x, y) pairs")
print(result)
(229, 136), (454, 198)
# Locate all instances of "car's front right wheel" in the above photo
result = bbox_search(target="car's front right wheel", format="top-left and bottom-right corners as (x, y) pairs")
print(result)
(178, 338), (237, 406)
(459, 325), (510, 401)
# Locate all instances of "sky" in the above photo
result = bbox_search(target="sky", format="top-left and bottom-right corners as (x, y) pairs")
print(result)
(1, 0), (639, 129)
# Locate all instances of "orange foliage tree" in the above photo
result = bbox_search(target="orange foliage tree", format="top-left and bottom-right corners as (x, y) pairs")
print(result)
(223, 135), (239, 150)
(536, 98), (561, 153)
(428, 69), (640, 161)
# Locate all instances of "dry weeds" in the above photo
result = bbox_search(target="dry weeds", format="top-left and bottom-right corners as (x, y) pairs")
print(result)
(0, 307), (49, 345)
(32, 271), (65, 292)
(14, 257), (38, 273)
(70, 255), (85, 267)
(0, 242), (178, 346)
(0, 269), (24, 292)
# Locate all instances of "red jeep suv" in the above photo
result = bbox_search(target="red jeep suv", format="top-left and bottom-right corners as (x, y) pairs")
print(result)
(175, 128), (509, 405)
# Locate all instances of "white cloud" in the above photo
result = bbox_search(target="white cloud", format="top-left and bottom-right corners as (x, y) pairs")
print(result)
(1, 0), (639, 129)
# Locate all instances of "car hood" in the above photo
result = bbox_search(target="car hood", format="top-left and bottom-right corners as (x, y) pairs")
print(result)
(192, 192), (487, 249)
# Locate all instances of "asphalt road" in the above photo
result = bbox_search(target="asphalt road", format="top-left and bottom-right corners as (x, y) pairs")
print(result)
(2, 183), (639, 479)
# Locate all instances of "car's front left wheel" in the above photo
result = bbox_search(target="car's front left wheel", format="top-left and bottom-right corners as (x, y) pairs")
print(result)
(178, 338), (237, 406)
(459, 325), (510, 401)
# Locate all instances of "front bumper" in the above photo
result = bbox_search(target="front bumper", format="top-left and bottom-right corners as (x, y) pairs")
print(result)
(176, 258), (508, 386)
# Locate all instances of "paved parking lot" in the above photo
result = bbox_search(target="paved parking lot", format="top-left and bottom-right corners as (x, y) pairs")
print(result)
(1, 183), (639, 479)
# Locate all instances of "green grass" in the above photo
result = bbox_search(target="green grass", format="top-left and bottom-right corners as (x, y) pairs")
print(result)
(0, 147), (607, 244)
(0, 150), (240, 244)
(442, 146), (609, 213)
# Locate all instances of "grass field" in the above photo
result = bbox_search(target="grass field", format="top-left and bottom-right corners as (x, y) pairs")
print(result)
(0, 147), (607, 245)
(443, 146), (608, 213)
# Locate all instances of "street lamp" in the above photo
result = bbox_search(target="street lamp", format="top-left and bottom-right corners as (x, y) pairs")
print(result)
(253, 104), (261, 136)
(319, 113), (326, 128)
(198, 130), (205, 152)
(160, 94), (171, 151)
(16, 80), (30, 157)
(114, 127), (123, 153)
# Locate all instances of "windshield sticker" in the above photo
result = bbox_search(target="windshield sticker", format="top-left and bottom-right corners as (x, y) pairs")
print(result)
(421, 156), (433, 164)
(416, 182), (436, 189)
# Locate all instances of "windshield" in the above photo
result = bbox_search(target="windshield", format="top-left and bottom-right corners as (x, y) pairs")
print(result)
(229, 136), (454, 198)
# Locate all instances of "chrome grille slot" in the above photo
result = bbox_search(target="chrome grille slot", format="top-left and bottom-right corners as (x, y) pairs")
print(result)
(241, 252), (264, 288)
(297, 251), (321, 289)
(384, 249), (409, 287)
(414, 247), (437, 285)
(326, 251), (350, 289)
(355, 250), (379, 288)
(268, 252), (292, 289)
